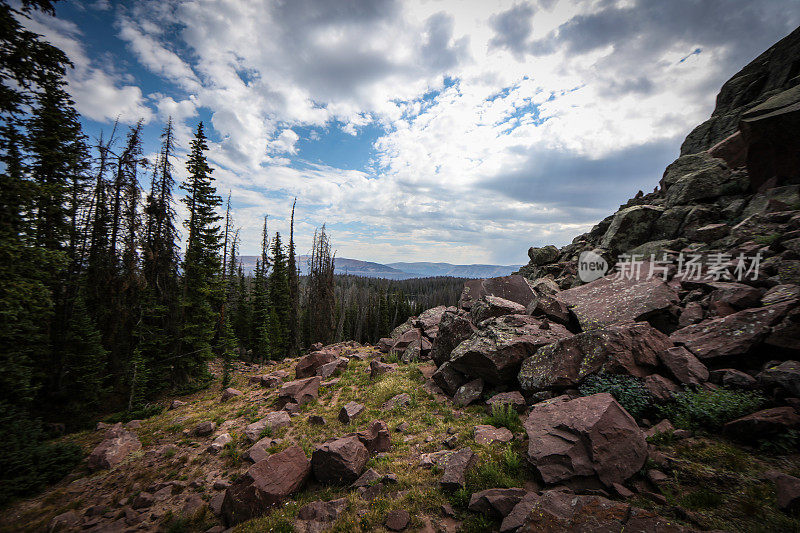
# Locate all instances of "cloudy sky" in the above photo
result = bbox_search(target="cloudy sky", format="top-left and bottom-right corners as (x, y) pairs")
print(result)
(25, 0), (799, 264)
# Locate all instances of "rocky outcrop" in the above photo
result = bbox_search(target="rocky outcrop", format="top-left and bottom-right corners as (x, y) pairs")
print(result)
(87, 423), (142, 471)
(524, 394), (647, 487)
(311, 436), (368, 485)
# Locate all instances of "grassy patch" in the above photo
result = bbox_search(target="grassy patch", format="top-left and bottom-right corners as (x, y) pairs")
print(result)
(485, 403), (523, 433)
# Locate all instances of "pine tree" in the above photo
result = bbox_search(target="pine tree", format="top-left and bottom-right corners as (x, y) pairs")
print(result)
(178, 122), (222, 380)
(267, 232), (290, 359)
(250, 216), (270, 359)
(287, 199), (300, 356)
(307, 225), (335, 345)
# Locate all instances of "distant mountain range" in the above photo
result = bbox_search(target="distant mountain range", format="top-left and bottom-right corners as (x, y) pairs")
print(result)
(237, 256), (522, 280)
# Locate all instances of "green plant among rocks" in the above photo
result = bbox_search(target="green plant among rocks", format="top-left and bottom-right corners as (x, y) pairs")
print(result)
(578, 374), (652, 418)
(485, 403), (523, 433)
(658, 388), (765, 431)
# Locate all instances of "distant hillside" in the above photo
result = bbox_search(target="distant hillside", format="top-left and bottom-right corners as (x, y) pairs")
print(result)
(237, 256), (521, 279)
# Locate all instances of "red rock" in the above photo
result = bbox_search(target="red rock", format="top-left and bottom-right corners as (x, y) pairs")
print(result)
(709, 368), (757, 388)
(430, 310), (476, 366)
(391, 328), (422, 353)
(338, 401), (365, 424)
(192, 420), (216, 436)
(529, 294), (571, 324)
(556, 273), (679, 333)
(48, 511), (80, 532)
(766, 306), (800, 353)
(471, 296), (527, 323)
(414, 306), (447, 332)
(678, 301), (704, 328)
(295, 497), (347, 525)
(644, 374), (680, 402)
(758, 360), (800, 396)
(724, 407), (800, 439)
(439, 447), (476, 491)
(370, 360), (397, 378)
(377, 337), (394, 353)
(486, 391), (527, 413)
(670, 302), (793, 360)
(316, 357), (348, 378)
(453, 378), (483, 406)
(244, 411), (291, 442)
(658, 346), (709, 385)
(524, 393), (647, 487)
(431, 362), (467, 396)
(500, 492), (540, 532)
(645, 419), (675, 439)
(357, 419), (392, 454)
(221, 445), (311, 525)
(708, 282), (763, 310)
(260, 375), (283, 388)
(708, 130), (748, 168)
(773, 473), (800, 512)
(312, 436), (368, 485)
(87, 423), (142, 471)
(295, 351), (337, 379)
(278, 377), (321, 406)
(458, 275), (537, 310)
(469, 488), (527, 518)
(474, 424), (513, 445)
(220, 387), (242, 401)
(384, 509), (410, 531)
(519, 323), (670, 392)
(450, 314), (572, 384)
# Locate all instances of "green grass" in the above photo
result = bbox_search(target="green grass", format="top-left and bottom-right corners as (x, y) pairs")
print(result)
(485, 403), (523, 433)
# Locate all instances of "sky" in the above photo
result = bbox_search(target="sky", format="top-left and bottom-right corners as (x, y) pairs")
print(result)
(23, 0), (800, 264)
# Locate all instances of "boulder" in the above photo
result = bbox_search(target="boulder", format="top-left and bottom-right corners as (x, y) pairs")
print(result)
(260, 375), (283, 388)
(370, 360), (397, 378)
(758, 360), (800, 396)
(471, 296), (527, 323)
(357, 419), (392, 454)
(766, 307), (800, 353)
(645, 419), (675, 439)
(351, 468), (381, 488)
(295, 498), (347, 532)
(773, 473), (800, 512)
(474, 424), (513, 445)
(528, 245), (560, 266)
(724, 407), (800, 439)
(486, 391), (527, 413)
(277, 377), (321, 406)
(338, 401), (365, 424)
(382, 393), (411, 410)
(671, 302), (793, 360)
(245, 412), (292, 442)
(221, 445), (311, 525)
(644, 374), (680, 402)
(658, 346), (709, 385)
(221, 387), (242, 401)
(469, 488), (527, 518)
(243, 437), (281, 463)
(762, 284), (800, 306)
(660, 152), (725, 190)
(311, 436), (369, 485)
(430, 310), (476, 366)
(295, 351), (338, 379)
(708, 130), (748, 168)
(709, 368), (757, 389)
(431, 362), (468, 396)
(385, 509), (410, 531)
(556, 272), (679, 333)
(192, 421), (216, 436)
(600, 205), (664, 253)
(707, 282), (763, 310)
(87, 423), (142, 471)
(453, 378), (483, 406)
(208, 433), (232, 454)
(49, 511), (80, 532)
(519, 323), (671, 392)
(664, 163), (747, 207)
(458, 275), (537, 310)
(688, 223), (730, 243)
(391, 328), (421, 353)
(527, 294), (570, 324)
(524, 393), (647, 487)
(414, 305), (447, 332)
(678, 301), (704, 328)
(439, 447), (476, 491)
(450, 315), (572, 384)
(377, 338), (394, 353)
(316, 358), (348, 379)
(500, 492), (540, 533)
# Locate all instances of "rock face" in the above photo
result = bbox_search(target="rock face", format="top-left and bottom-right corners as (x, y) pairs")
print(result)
(600, 205), (664, 253)
(468, 488), (527, 518)
(556, 273), (679, 333)
(524, 394), (647, 487)
(519, 323), (671, 392)
(311, 436), (369, 485)
(458, 275), (537, 310)
(681, 26), (800, 155)
(758, 360), (800, 396)
(449, 314), (572, 384)
(471, 296), (526, 323)
(87, 423), (142, 471)
(658, 346), (709, 385)
(221, 445), (311, 526)
(430, 310), (476, 366)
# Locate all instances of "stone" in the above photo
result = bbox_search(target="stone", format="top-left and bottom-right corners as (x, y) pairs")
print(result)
(469, 488), (527, 518)
(671, 302), (793, 360)
(660, 152), (725, 190)
(767, 307), (800, 353)
(132, 491), (154, 509)
(182, 494), (206, 516)
(296, 497), (347, 524)
(278, 376), (321, 406)
(453, 378), (483, 406)
(192, 421), (216, 437)
(169, 400), (186, 409)
(500, 492), (540, 533)
(762, 284), (800, 306)
(658, 346), (709, 385)
(519, 323), (671, 392)
(758, 361), (800, 396)
(284, 402), (302, 415)
(377, 337), (394, 353)
(450, 314), (572, 384)
(556, 272), (679, 333)
(708, 282), (763, 310)
(600, 205), (664, 253)
(391, 328), (422, 354)
(295, 350), (337, 379)
(644, 420), (674, 439)
(245, 411), (292, 442)
(528, 245), (560, 266)
(439, 447), (476, 491)
(708, 130), (748, 168)
(338, 401), (365, 424)
(243, 437), (281, 463)
(308, 415), (326, 426)
(357, 419), (392, 454)
(87, 423), (142, 471)
(486, 391), (526, 413)
(351, 468), (381, 488)
(528, 294), (571, 324)
(665, 164), (746, 207)
(49, 511), (80, 532)
(260, 375), (283, 388)
(317, 358), (348, 378)
(383, 393), (411, 410)
(370, 360), (397, 378)
(430, 310), (476, 366)
(210, 492), (225, 516)
(524, 393), (647, 487)
(312, 436), (369, 485)
(221, 445), (311, 525)
(773, 473), (800, 512)
(471, 296), (527, 323)
(474, 424), (513, 445)
(644, 374), (680, 402)
(414, 305), (447, 332)
(208, 433), (232, 454)
(678, 301), (704, 328)
(431, 362), (467, 396)
(724, 407), (800, 439)
(709, 368), (757, 388)
(458, 275), (538, 310)
(220, 387), (242, 401)
(384, 509), (410, 531)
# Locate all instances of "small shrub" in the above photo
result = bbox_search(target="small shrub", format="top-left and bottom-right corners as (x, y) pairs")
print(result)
(502, 445), (521, 471)
(383, 352), (400, 364)
(647, 430), (677, 447)
(758, 430), (800, 454)
(754, 233), (781, 245)
(579, 374), (652, 418)
(486, 403), (523, 433)
(460, 514), (498, 533)
(659, 388), (765, 430)
(679, 488), (723, 510)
